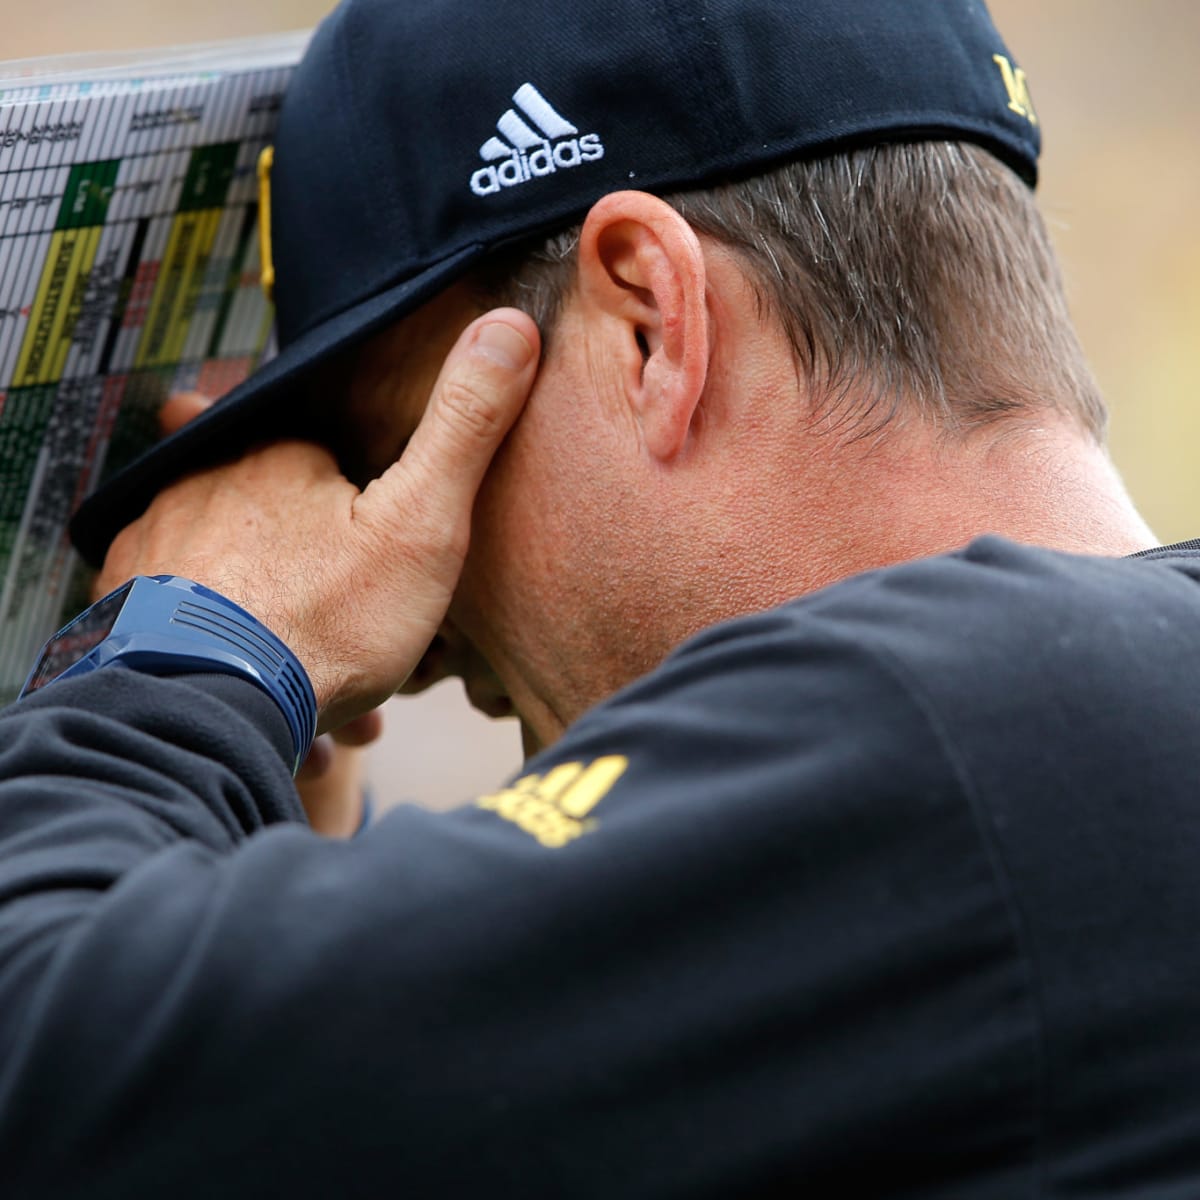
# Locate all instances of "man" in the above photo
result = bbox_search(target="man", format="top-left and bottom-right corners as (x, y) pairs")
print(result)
(2, 0), (1199, 1196)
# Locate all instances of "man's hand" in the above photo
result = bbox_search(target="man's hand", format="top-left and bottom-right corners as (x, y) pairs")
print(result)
(143, 395), (385, 836)
(97, 310), (539, 731)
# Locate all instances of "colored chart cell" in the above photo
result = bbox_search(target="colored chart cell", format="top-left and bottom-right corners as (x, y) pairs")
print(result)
(0, 37), (304, 702)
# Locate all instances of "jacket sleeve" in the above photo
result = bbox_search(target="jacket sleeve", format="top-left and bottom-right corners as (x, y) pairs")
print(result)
(0, 597), (1035, 1200)
(0, 668), (308, 1190)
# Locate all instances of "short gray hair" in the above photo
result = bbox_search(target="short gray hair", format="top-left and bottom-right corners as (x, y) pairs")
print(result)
(471, 142), (1105, 440)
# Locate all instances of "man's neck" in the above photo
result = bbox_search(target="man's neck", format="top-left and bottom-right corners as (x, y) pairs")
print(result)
(889, 418), (1150, 551)
(675, 411), (1160, 639)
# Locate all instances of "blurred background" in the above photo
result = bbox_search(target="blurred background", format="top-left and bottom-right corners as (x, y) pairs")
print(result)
(8, 0), (1199, 806)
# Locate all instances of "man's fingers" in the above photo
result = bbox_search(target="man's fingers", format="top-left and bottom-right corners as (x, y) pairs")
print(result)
(364, 311), (539, 536)
(329, 708), (385, 747)
(297, 709), (384, 787)
(159, 392), (213, 437)
(295, 735), (335, 782)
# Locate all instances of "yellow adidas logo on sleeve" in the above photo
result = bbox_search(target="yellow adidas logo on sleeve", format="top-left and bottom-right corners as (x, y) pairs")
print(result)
(477, 756), (628, 849)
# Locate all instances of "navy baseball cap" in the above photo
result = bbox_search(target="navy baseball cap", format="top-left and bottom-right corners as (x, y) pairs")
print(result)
(71, 0), (1040, 565)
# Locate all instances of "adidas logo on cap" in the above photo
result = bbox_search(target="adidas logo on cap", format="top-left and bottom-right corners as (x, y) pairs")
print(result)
(470, 83), (604, 197)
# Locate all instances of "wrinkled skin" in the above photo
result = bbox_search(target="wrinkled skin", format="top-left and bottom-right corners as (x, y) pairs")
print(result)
(97, 311), (541, 831)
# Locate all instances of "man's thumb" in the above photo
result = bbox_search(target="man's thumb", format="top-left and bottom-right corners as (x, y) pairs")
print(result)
(370, 310), (540, 527)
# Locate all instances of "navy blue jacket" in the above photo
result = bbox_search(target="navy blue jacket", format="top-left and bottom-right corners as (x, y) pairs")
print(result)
(2, 537), (1200, 1197)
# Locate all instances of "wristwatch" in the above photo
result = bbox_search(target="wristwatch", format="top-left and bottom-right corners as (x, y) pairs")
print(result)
(20, 575), (317, 774)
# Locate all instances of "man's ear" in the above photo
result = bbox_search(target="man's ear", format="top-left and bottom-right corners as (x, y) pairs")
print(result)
(576, 191), (709, 461)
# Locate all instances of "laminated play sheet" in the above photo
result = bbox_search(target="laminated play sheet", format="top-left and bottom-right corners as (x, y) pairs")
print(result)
(0, 31), (306, 701)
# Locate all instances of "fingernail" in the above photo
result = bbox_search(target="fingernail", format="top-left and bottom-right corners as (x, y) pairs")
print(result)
(472, 321), (534, 371)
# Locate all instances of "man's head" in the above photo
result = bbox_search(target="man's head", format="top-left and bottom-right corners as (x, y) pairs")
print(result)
(73, 0), (1152, 746)
(72, 0), (1045, 560)
(320, 142), (1137, 748)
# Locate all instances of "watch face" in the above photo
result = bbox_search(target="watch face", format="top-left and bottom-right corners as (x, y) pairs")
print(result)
(22, 582), (133, 694)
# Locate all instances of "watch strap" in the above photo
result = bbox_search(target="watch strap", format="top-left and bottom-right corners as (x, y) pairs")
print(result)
(23, 576), (317, 773)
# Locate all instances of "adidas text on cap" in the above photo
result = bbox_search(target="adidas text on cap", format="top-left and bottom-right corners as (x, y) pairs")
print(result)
(71, 0), (1041, 565)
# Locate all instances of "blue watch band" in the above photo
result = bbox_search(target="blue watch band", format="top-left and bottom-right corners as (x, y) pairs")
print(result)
(21, 575), (317, 774)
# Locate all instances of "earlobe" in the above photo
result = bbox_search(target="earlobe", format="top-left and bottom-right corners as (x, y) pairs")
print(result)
(577, 191), (710, 461)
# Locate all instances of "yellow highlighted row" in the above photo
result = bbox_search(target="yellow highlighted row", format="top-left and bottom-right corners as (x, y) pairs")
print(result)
(13, 226), (104, 386)
(11, 205), (227, 385)
(136, 208), (223, 368)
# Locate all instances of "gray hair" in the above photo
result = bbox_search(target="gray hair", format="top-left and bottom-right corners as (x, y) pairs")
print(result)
(471, 141), (1105, 440)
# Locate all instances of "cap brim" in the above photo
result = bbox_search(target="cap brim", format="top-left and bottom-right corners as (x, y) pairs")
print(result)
(70, 242), (484, 567)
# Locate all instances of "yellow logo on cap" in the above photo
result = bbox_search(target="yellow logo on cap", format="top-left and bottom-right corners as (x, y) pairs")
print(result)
(993, 54), (1038, 126)
(256, 145), (276, 302)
